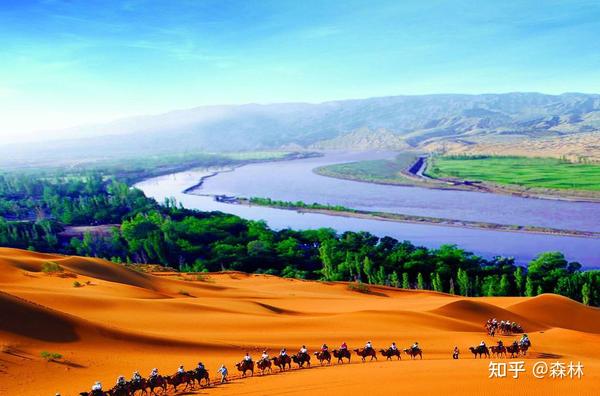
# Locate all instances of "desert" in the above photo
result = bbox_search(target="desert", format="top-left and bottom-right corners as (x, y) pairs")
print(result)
(1, 247), (598, 395)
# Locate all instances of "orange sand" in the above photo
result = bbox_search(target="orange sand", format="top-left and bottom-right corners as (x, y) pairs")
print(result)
(0, 247), (598, 395)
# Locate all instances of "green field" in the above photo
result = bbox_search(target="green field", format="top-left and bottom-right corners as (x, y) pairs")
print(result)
(315, 153), (419, 184)
(427, 156), (600, 191)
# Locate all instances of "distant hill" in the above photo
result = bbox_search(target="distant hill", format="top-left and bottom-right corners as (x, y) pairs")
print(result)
(2, 92), (599, 164)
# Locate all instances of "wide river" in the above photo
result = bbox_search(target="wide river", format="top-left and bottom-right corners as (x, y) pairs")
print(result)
(135, 152), (600, 267)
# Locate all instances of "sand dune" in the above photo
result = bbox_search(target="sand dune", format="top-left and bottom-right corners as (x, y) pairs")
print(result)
(0, 248), (598, 395)
(508, 294), (600, 334)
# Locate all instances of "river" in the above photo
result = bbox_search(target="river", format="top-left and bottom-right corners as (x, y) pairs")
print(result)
(135, 152), (600, 267)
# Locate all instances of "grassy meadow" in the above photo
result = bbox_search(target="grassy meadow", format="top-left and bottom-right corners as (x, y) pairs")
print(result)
(314, 153), (419, 184)
(427, 155), (600, 191)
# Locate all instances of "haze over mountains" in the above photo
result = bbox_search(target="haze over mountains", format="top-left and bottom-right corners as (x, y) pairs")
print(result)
(2, 92), (600, 164)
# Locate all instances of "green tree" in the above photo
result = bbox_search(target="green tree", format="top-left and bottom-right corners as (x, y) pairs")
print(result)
(514, 266), (524, 296)
(390, 271), (399, 288)
(363, 256), (374, 284)
(417, 272), (424, 290)
(449, 277), (455, 294)
(457, 269), (470, 296)
(402, 272), (410, 289)
(498, 274), (510, 296)
(374, 266), (386, 285)
(582, 283), (591, 306)
(318, 239), (336, 281)
(430, 272), (439, 292)
(525, 276), (535, 297)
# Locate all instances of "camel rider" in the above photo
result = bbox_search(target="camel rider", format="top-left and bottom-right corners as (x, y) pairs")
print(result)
(150, 368), (159, 379)
(196, 362), (205, 372)
(412, 342), (419, 351)
(512, 340), (519, 349)
(244, 352), (253, 362)
(131, 371), (142, 383)
(261, 350), (269, 362)
(321, 344), (329, 352)
(299, 345), (308, 356)
(520, 334), (530, 346)
(116, 375), (127, 388)
(176, 365), (185, 379)
(280, 348), (288, 357)
(497, 340), (504, 348)
(479, 340), (486, 348)
(92, 381), (102, 392)
(365, 341), (373, 351)
(453, 346), (460, 359)
(390, 342), (398, 351)
(340, 342), (348, 350)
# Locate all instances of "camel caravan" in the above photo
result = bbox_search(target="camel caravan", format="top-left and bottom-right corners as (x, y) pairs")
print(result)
(469, 334), (532, 359)
(485, 318), (524, 336)
(78, 341), (422, 396)
(77, 329), (531, 396)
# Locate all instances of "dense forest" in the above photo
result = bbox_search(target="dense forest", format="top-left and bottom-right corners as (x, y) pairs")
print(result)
(0, 161), (598, 307)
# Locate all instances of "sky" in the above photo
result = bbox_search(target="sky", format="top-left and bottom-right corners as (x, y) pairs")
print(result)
(0, 0), (599, 143)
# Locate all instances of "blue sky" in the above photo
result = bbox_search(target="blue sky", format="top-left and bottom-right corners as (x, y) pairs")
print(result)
(1, 0), (599, 140)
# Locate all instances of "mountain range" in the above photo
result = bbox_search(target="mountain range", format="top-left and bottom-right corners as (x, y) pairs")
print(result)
(2, 92), (599, 164)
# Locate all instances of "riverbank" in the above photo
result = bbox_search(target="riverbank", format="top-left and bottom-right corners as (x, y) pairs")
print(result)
(315, 154), (600, 203)
(236, 197), (600, 239)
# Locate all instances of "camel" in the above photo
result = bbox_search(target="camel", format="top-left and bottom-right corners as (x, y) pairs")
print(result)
(354, 348), (377, 362)
(332, 349), (351, 364)
(314, 350), (332, 365)
(271, 355), (292, 371)
(235, 360), (254, 377)
(403, 347), (423, 359)
(257, 358), (272, 374)
(292, 353), (311, 368)
(469, 345), (490, 359)
(379, 348), (401, 360)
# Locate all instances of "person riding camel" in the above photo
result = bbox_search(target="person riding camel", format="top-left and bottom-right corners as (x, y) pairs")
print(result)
(479, 340), (486, 348)
(453, 346), (460, 359)
(321, 344), (329, 352)
(116, 375), (126, 388)
(196, 362), (205, 372)
(244, 352), (253, 362)
(340, 342), (348, 350)
(176, 365), (185, 379)
(299, 345), (308, 357)
(150, 368), (159, 379)
(280, 348), (288, 356)
(91, 381), (102, 394)
(411, 342), (419, 352)
(131, 371), (142, 383)
(497, 340), (504, 348)
(261, 350), (269, 362)
(365, 341), (373, 352)
(519, 334), (530, 346)
(390, 342), (398, 351)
